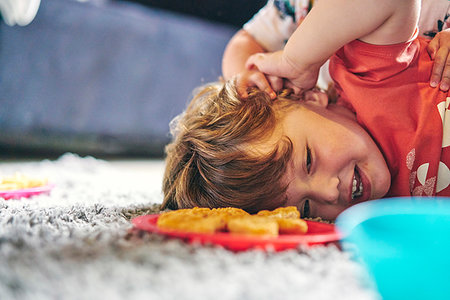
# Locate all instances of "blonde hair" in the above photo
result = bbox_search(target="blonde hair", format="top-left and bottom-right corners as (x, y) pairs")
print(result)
(161, 80), (301, 213)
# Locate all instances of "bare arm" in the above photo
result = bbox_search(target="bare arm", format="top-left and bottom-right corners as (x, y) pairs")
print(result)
(247, 0), (419, 90)
(222, 29), (266, 79)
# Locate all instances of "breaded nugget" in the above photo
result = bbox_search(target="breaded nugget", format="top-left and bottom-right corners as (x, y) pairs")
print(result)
(157, 212), (226, 234)
(159, 207), (211, 218)
(257, 206), (300, 219)
(209, 207), (250, 221)
(227, 216), (279, 237)
(275, 218), (308, 234)
(178, 207), (212, 216)
(157, 207), (226, 233)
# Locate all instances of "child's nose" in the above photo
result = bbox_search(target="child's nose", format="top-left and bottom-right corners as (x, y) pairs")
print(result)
(310, 176), (340, 204)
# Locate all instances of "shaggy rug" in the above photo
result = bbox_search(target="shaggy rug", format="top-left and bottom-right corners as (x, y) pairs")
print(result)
(0, 153), (380, 300)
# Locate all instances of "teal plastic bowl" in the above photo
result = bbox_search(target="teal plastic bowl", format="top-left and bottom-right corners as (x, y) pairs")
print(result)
(336, 197), (450, 300)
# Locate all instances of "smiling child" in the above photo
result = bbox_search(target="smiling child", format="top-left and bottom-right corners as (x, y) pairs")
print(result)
(162, 82), (390, 220)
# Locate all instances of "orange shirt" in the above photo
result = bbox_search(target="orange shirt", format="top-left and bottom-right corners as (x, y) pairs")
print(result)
(330, 36), (450, 197)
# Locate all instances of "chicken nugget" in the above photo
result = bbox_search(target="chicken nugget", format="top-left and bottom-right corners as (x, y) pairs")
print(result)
(157, 212), (226, 234)
(160, 207), (211, 218)
(210, 207), (250, 222)
(227, 216), (279, 237)
(275, 218), (308, 234)
(257, 206), (300, 219)
(177, 207), (212, 216)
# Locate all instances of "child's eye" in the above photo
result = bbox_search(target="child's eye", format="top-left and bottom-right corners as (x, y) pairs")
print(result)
(306, 145), (312, 173)
(302, 199), (310, 218)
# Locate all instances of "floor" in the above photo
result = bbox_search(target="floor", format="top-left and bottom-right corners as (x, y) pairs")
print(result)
(1, 155), (166, 185)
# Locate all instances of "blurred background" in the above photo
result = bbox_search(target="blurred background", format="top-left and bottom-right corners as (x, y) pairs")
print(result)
(0, 0), (266, 160)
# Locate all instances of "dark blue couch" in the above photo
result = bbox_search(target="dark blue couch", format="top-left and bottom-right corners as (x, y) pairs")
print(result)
(0, 0), (244, 157)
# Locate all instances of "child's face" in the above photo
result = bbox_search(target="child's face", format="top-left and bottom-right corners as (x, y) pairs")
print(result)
(276, 90), (391, 220)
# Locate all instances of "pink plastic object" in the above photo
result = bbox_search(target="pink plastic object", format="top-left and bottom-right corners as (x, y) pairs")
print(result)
(0, 184), (55, 200)
(132, 214), (341, 252)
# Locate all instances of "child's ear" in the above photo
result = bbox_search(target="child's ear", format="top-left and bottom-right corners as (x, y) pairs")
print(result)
(304, 91), (329, 107)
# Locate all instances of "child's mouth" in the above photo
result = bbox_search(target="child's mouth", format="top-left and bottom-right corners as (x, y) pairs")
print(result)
(351, 167), (363, 200)
(350, 166), (371, 204)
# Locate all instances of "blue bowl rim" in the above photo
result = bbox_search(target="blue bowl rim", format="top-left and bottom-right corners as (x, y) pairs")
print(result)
(335, 197), (450, 236)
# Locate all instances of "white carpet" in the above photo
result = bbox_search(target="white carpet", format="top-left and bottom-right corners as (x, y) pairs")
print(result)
(0, 153), (380, 300)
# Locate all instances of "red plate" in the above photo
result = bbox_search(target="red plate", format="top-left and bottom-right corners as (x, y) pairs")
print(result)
(0, 184), (55, 200)
(132, 214), (342, 252)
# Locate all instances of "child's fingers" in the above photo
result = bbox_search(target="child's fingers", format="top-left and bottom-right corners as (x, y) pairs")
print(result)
(236, 83), (249, 98)
(439, 57), (450, 91)
(234, 73), (250, 98)
(427, 36), (439, 60)
(248, 72), (276, 99)
(267, 75), (284, 92)
(284, 80), (302, 96)
(430, 47), (449, 90)
(235, 71), (276, 99)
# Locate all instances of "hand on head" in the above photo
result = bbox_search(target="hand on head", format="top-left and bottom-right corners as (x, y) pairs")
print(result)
(237, 51), (320, 99)
(233, 68), (280, 100)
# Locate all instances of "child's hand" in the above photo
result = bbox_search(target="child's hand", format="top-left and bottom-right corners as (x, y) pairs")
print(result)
(246, 51), (319, 94)
(428, 29), (450, 91)
(234, 68), (282, 100)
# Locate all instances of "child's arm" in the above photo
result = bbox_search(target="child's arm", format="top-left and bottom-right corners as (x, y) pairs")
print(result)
(222, 30), (264, 80)
(247, 0), (419, 91)
(428, 29), (450, 91)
